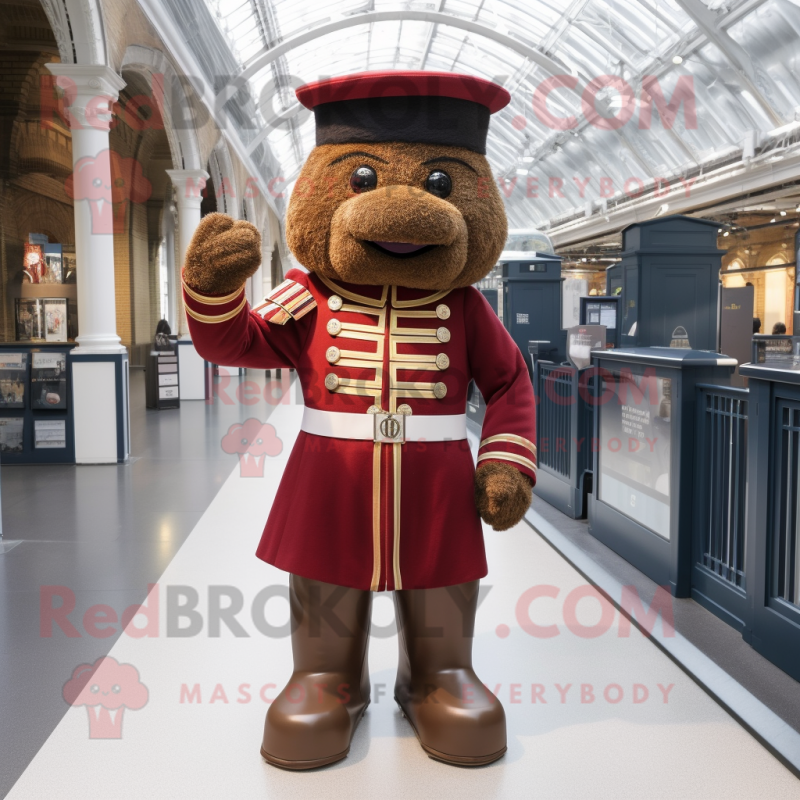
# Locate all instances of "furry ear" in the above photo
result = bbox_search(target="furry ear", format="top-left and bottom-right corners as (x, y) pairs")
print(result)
(474, 462), (533, 531)
(184, 213), (262, 295)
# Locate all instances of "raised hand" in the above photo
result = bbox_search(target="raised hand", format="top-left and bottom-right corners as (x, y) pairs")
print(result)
(184, 212), (262, 295)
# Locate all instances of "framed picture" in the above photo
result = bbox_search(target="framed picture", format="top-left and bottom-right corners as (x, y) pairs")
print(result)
(15, 298), (44, 342)
(0, 352), (28, 409)
(0, 417), (24, 453)
(42, 244), (63, 284)
(34, 419), (66, 449)
(23, 243), (45, 283)
(31, 351), (67, 410)
(44, 298), (68, 343)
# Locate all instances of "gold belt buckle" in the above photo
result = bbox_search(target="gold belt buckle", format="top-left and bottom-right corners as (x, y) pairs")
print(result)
(370, 410), (405, 444)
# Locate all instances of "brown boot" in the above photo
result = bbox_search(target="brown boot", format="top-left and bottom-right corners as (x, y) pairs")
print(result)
(394, 580), (506, 766)
(261, 574), (372, 769)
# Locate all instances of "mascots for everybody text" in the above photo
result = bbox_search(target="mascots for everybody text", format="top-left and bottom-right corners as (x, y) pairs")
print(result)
(183, 71), (536, 768)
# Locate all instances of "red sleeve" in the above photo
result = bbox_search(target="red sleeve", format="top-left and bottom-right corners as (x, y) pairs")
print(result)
(183, 268), (316, 370)
(464, 287), (537, 485)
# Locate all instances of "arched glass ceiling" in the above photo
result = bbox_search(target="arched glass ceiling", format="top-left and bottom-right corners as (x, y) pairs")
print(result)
(164, 0), (800, 229)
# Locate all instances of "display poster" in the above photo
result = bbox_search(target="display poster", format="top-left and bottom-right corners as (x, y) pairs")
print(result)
(585, 301), (618, 330)
(0, 352), (28, 408)
(754, 335), (800, 366)
(562, 279), (588, 329)
(598, 369), (672, 539)
(567, 325), (606, 371)
(44, 299), (68, 342)
(42, 244), (63, 284)
(31, 351), (67, 410)
(0, 417), (24, 453)
(63, 252), (77, 284)
(34, 419), (66, 448)
(15, 298), (44, 341)
(23, 243), (45, 283)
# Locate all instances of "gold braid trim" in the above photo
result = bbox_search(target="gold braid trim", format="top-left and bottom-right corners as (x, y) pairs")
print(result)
(184, 295), (248, 324)
(477, 451), (538, 473)
(480, 433), (537, 457)
(182, 280), (244, 306)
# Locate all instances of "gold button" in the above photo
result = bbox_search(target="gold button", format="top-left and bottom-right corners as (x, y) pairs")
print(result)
(327, 319), (342, 336)
(436, 304), (450, 320)
(397, 404), (413, 415)
(325, 373), (339, 391)
(326, 346), (341, 363)
(436, 327), (450, 343)
(436, 353), (450, 370)
(433, 382), (447, 399)
(328, 295), (343, 311)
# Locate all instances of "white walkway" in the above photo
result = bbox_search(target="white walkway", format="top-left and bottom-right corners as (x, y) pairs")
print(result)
(8, 397), (800, 799)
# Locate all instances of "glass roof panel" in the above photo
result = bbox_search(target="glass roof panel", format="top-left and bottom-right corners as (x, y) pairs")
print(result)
(158, 0), (800, 226)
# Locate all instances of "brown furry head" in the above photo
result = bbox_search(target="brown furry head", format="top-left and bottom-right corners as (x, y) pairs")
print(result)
(184, 213), (261, 295)
(286, 141), (507, 290)
(474, 461), (533, 531)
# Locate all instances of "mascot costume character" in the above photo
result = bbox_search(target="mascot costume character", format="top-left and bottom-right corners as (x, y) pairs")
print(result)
(182, 71), (536, 769)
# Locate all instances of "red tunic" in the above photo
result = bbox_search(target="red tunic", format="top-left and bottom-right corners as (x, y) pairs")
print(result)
(184, 269), (536, 591)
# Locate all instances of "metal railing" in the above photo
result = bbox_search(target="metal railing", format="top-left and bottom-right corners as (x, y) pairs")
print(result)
(536, 363), (574, 478)
(696, 385), (749, 589)
(774, 400), (800, 606)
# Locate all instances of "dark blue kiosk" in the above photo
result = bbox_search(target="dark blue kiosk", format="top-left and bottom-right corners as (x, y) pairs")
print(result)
(589, 348), (735, 597)
(614, 215), (724, 349)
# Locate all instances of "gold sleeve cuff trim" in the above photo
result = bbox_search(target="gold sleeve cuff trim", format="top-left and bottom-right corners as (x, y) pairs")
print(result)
(480, 434), (537, 457)
(477, 451), (537, 473)
(182, 280), (244, 306)
(184, 295), (248, 324)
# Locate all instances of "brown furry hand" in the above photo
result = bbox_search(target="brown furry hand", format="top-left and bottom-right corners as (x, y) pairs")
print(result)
(475, 462), (533, 531)
(183, 212), (262, 295)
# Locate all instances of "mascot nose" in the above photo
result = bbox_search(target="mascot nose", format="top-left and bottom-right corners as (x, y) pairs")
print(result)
(341, 185), (464, 246)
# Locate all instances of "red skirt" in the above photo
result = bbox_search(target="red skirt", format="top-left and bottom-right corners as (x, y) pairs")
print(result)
(255, 432), (488, 591)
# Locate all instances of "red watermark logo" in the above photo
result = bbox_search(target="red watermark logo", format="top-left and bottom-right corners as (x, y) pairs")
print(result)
(221, 419), (283, 477)
(62, 656), (148, 739)
(65, 149), (152, 234)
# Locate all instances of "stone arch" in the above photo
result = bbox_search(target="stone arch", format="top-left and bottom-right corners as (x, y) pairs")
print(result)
(120, 46), (202, 173)
(39, 0), (108, 66)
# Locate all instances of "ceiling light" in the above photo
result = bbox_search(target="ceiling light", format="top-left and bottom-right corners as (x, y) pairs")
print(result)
(796, 205), (800, 212)
(581, 258), (587, 262)
(672, 55), (683, 65)
(522, 156), (534, 163)
(770, 217), (777, 223)
(723, 231), (729, 236)
(780, 210), (787, 216)
(516, 169), (528, 176)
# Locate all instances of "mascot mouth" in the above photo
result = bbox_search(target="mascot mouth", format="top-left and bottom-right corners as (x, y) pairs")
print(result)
(365, 241), (437, 259)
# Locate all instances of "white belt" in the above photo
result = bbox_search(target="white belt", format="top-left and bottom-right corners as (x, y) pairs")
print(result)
(301, 407), (467, 443)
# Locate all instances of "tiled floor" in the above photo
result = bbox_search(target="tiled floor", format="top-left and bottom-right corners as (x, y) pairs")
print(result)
(3, 381), (799, 799)
(0, 368), (294, 798)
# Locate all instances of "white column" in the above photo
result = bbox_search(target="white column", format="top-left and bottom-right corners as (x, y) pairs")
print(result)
(46, 64), (126, 354)
(166, 169), (210, 399)
(166, 169), (209, 338)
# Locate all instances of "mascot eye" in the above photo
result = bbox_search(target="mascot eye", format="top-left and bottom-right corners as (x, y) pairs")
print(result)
(90, 684), (100, 693)
(112, 684), (121, 693)
(350, 165), (377, 193)
(425, 170), (452, 199)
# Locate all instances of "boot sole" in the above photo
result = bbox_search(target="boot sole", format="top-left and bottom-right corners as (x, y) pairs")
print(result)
(260, 703), (369, 770)
(395, 699), (507, 767)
